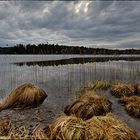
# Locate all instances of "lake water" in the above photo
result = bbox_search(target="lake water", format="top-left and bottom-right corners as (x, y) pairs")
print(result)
(0, 55), (140, 136)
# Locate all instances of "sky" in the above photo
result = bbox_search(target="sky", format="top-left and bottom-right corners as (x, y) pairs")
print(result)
(0, 1), (140, 49)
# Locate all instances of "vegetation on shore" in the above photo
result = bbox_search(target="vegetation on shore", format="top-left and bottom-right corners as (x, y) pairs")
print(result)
(0, 43), (140, 54)
(119, 96), (140, 118)
(0, 81), (140, 139)
(64, 91), (112, 120)
(0, 83), (47, 111)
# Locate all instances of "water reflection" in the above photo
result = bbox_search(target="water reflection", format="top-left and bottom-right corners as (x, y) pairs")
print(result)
(0, 55), (140, 136)
(14, 56), (140, 67)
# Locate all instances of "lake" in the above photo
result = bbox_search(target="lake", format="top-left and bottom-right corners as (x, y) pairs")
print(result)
(0, 55), (140, 136)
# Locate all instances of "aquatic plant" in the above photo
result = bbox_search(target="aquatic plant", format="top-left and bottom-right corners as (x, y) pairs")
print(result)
(111, 82), (135, 98)
(86, 113), (140, 140)
(64, 91), (112, 120)
(47, 115), (86, 140)
(119, 96), (140, 118)
(76, 81), (110, 97)
(0, 83), (47, 111)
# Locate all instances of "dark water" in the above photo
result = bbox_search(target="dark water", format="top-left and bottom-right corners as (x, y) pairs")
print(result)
(0, 55), (140, 136)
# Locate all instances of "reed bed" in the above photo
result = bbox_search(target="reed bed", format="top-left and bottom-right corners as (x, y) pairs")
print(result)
(111, 82), (135, 98)
(47, 115), (86, 140)
(119, 96), (140, 118)
(64, 91), (112, 120)
(0, 83), (47, 111)
(86, 113), (140, 140)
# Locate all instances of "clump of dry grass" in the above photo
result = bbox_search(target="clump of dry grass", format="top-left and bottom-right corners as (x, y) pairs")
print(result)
(64, 91), (112, 120)
(0, 83), (47, 111)
(119, 96), (140, 118)
(47, 115), (86, 140)
(85, 113), (140, 140)
(135, 83), (140, 95)
(76, 81), (110, 97)
(111, 83), (135, 98)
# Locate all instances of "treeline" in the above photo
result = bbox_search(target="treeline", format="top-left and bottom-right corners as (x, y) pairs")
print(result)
(0, 43), (140, 54)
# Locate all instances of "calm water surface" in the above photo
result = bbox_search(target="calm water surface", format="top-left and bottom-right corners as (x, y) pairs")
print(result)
(0, 55), (140, 136)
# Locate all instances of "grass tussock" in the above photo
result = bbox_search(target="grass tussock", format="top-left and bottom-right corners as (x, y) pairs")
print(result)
(135, 83), (140, 95)
(47, 114), (139, 140)
(47, 115), (86, 140)
(86, 113), (140, 140)
(111, 83), (135, 98)
(0, 83), (47, 111)
(64, 91), (112, 120)
(76, 81), (110, 97)
(119, 96), (140, 118)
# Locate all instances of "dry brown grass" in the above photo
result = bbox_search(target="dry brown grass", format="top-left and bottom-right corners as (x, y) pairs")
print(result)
(85, 113), (140, 140)
(0, 119), (48, 140)
(135, 83), (140, 95)
(47, 115), (86, 140)
(0, 83), (47, 111)
(119, 96), (140, 118)
(76, 81), (110, 97)
(0, 119), (11, 136)
(64, 91), (112, 120)
(111, 83), (135, 98)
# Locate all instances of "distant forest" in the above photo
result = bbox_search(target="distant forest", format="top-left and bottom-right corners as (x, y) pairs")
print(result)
(0, 43), (140, 54)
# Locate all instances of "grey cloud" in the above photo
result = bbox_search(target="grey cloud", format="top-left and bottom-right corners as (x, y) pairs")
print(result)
(0, 1), (140, 49)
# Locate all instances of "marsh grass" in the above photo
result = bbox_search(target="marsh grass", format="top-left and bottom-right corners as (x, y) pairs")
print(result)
(64, 91), (112, 120)
(76, 81), (110, 97)
(86, 113), (140, 140)
(111, 82), (135, 98)
(0, 83), (47, 111)
(0, 119), (48, 140)
(119, 96), (140, 118)
(47, 115), (86, 140)
(46, 114), (140, 140)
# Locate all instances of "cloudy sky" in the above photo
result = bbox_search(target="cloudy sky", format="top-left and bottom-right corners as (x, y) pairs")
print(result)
(0, 1), (140, 49)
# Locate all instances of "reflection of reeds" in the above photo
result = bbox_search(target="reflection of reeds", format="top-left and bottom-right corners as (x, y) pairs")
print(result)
(86, 113), (139, 140)
(0, 83), (47, 111)
(119, 96), (140, 118)
(111, 83), (135, 98)
(76, 81), (110, 97)
(64, 91), (112, 120)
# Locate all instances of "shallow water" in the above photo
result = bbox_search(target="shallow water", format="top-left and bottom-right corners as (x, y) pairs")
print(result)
(0, 55), (140, 136)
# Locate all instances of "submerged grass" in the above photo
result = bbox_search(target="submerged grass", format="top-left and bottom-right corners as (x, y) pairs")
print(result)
(119, 96), (140, 118)
(64, 91), (112, 120)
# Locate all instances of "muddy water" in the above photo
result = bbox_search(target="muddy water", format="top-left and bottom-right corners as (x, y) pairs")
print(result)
(0, 55), (140, 136)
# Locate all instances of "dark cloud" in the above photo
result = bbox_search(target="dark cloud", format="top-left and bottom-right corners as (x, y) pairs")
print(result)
(0, 1), (140, 49)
